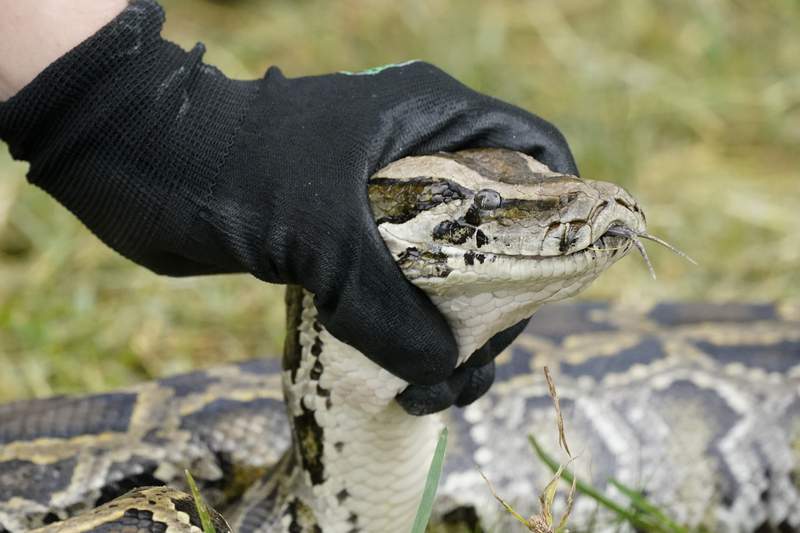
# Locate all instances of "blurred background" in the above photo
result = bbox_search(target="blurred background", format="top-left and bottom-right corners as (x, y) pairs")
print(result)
(1, 0), (798, 402)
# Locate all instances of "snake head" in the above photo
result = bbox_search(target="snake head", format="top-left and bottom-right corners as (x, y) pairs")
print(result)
(369, 148), (647, 362)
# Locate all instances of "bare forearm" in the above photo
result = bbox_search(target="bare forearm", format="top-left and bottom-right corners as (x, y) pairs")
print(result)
(0, 0), (127, 100)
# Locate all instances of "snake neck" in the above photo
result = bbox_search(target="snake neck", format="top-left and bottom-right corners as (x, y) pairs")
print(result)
(277, 286), (443, 533)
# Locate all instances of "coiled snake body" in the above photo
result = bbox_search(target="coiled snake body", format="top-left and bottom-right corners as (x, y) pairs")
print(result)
(1, 150), (797, 532)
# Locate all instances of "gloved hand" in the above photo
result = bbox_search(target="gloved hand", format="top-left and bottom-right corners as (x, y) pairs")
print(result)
(0, 0), (577, 413)
(398, 318), (530, 415)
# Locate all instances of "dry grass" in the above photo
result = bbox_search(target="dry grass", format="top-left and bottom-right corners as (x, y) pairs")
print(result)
(480, 367), (576, 533)
(2, 0), (799, 401)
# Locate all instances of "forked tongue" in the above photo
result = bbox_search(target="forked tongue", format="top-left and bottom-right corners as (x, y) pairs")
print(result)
(604, 225), (697, 280)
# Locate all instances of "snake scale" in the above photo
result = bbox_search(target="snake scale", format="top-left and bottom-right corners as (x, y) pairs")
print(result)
(0, 149), (797, 533)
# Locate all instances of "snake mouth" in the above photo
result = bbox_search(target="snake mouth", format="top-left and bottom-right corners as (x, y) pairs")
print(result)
(381, 218), (693, 283)
(448, 234), (632, 262)
(442, 222), (694, 275)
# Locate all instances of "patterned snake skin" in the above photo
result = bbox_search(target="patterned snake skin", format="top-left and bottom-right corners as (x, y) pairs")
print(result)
(440, 302), (800, 533)
(2, 303), (797, 532)
(0, 150), (797, 532)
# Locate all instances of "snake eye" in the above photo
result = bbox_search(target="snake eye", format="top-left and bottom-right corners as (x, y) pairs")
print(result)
(474, 189), (502, 210)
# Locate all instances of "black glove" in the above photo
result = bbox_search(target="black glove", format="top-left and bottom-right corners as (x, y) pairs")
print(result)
(0, 1), (577, 411)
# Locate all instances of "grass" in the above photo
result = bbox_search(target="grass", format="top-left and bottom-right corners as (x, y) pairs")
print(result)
(529, 436), (690, 533)
(476, 366), (577, 533)
(1, 0), (799, 402)
(412, 427), (449, 533)
(186, 470), (219, 533)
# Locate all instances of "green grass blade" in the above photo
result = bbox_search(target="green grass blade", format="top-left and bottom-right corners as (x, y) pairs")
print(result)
(528, 435), (665, 532)
(411, 426), (449, 533)
(185, 469), (218, 533)
(609, 479), (686, 533)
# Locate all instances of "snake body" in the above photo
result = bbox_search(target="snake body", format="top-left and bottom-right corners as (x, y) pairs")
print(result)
(1, 149), (798, 532)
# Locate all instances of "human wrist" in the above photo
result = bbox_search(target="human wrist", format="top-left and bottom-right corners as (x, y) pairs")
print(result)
(0, 0), (127, 100)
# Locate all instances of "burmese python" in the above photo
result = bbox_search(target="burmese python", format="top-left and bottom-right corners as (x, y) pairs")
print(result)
(0, 149), (797, 532)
